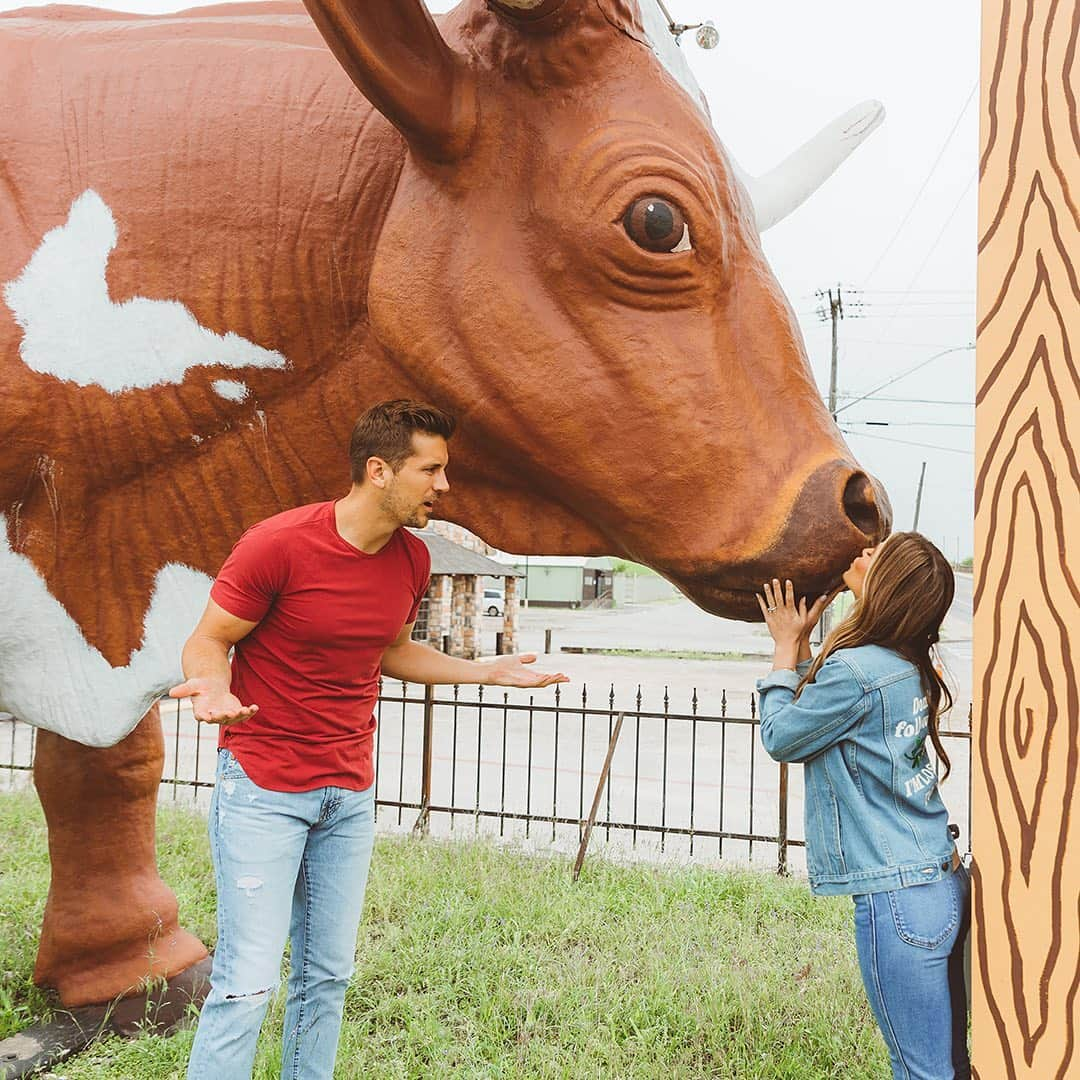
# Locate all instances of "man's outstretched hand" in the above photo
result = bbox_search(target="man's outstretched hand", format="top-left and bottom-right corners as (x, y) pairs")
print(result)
(169, 677), (259, 726)
(482, 653), (569, 689)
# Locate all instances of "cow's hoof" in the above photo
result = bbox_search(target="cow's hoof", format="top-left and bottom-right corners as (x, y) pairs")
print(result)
(0, 955), (212, 1078)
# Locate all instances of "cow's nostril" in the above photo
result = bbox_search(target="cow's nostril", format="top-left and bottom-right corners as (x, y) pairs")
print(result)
(843, 472), (882, 538)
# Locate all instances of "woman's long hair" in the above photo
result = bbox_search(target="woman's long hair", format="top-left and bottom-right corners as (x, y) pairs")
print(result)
(799, 532), (956, 778)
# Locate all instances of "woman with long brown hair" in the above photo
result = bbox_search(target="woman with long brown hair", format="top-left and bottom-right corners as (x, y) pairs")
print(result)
(756, 532), (968, 1080)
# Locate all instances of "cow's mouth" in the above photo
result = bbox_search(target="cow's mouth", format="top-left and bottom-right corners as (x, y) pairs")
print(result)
(678, 570), (850, 624)
(665, 461), (890, 622)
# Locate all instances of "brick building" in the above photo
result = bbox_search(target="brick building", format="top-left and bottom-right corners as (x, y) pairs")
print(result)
(408, 529), (523, 658)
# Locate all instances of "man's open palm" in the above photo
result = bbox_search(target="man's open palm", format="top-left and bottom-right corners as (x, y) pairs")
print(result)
(485, 654), (569, 688)
(169, 677), (259, 725)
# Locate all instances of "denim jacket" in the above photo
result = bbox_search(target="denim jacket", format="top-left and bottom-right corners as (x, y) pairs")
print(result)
(757, 644), (956, 897)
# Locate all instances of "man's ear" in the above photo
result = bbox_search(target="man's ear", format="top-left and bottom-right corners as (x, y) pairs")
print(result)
(366, 456), (391, 489)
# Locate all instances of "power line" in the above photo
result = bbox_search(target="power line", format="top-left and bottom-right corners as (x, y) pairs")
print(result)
(845, 420), (975, 428)
(800, 289), (973, 300)
(835, 343), (975, 415)
(840, 338), (965, 348)
(853, 164), (979, 385)
(863, 78), (978, 284)
(840, 429), (974, 456)
(855, 301), (975, 307)
(838, 394), (973, 405)
(855, 312), (977, 320)
(900, 168), (978, 290)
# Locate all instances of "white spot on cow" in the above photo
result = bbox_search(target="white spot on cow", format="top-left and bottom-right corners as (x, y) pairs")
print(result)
(0, 515), (212, 746)
(636, 0), (711, 118)
(236, 876), (263, 897)
(191, 434), (203, 445)
(3, 190), (288, 393)
(212, 379), (249, 402)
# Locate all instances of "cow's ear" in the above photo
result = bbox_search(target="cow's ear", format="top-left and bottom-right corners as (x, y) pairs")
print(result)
(301, 0), (477, 162)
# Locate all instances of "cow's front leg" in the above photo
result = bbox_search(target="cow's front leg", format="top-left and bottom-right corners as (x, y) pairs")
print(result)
(32, 705), (209, 1007)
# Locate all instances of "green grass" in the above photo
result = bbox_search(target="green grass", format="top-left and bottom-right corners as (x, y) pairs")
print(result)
(0, 792), (888, 1078)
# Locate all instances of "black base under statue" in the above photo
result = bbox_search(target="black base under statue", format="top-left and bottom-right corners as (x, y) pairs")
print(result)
(0, 955), (212, 1079)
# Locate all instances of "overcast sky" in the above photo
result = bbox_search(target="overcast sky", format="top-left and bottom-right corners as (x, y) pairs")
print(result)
(674, 1), (980, 563)
(3, 0), (980, 559)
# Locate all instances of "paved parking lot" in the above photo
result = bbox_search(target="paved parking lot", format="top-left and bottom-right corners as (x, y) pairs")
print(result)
(489, 571), (973, 716)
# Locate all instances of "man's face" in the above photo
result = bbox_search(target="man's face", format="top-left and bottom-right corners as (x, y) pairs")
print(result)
(380, 432), (450, 528)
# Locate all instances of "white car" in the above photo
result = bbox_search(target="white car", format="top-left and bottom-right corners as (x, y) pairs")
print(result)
(483, 588), (504, 617)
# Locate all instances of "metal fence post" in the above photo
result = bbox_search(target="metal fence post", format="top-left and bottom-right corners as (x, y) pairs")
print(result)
(412, 684), (435, 837)
(777, 761), (789, 876)
(0, 692), (973, 868)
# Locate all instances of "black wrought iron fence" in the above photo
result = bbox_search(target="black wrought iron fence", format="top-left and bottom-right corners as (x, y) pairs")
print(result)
(0, 685), (973, 874)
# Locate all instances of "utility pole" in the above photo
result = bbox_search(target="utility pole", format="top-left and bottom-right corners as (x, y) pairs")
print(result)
(912, 461), (927, 531)
(826, 285), (843, 417)
(815, 284), (846, 642)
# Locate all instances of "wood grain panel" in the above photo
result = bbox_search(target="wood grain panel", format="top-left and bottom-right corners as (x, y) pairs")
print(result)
(975, 1), (1080, 1076)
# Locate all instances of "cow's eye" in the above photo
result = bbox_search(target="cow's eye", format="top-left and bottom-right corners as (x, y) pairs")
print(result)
(622, 197), (692, 253)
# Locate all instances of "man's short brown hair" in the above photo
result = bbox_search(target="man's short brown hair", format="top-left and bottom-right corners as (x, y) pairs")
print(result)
(349, 400), (456, 483)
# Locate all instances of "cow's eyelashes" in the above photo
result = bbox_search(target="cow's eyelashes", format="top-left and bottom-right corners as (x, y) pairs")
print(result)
(622, 196), (693, 254)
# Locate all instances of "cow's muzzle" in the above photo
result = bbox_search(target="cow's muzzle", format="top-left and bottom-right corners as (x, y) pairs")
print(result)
(676, 460), (892, 621)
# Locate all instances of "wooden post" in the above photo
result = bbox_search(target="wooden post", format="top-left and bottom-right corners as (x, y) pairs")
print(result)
(412, 684), (435, 837)
(973, 2), (1080, 1074)
(777, 762), (789, 877)
(572, 713), (624, 881)
(912, 460), (927, 530)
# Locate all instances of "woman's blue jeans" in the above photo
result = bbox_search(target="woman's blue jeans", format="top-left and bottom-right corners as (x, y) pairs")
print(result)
(853, 865), (971, 1080)
(186, 749), (376, 1080)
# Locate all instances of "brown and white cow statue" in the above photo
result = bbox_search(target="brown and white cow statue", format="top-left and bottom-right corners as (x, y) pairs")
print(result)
(0, 0), (889, 1010)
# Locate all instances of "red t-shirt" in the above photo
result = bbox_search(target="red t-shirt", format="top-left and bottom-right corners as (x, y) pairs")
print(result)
(209, 501), (430, 792)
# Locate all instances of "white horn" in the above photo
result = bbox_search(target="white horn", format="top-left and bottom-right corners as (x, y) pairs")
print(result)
(735, 100), (885, 232)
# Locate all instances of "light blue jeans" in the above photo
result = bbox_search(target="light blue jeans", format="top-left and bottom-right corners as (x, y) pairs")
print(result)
(187, 749), (376, 1080)
(853, 865), (971, 1080)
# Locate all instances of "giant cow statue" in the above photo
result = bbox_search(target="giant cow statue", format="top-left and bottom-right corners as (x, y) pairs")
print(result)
(0, 0), (889, 1010)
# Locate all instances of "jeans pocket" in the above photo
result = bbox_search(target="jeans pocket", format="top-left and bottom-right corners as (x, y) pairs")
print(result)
(218, 747), (249, 781)
(888, 878), (960, 950)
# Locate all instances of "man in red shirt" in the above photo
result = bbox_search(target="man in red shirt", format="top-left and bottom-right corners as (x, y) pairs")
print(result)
(171, 400), (566, 1080)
